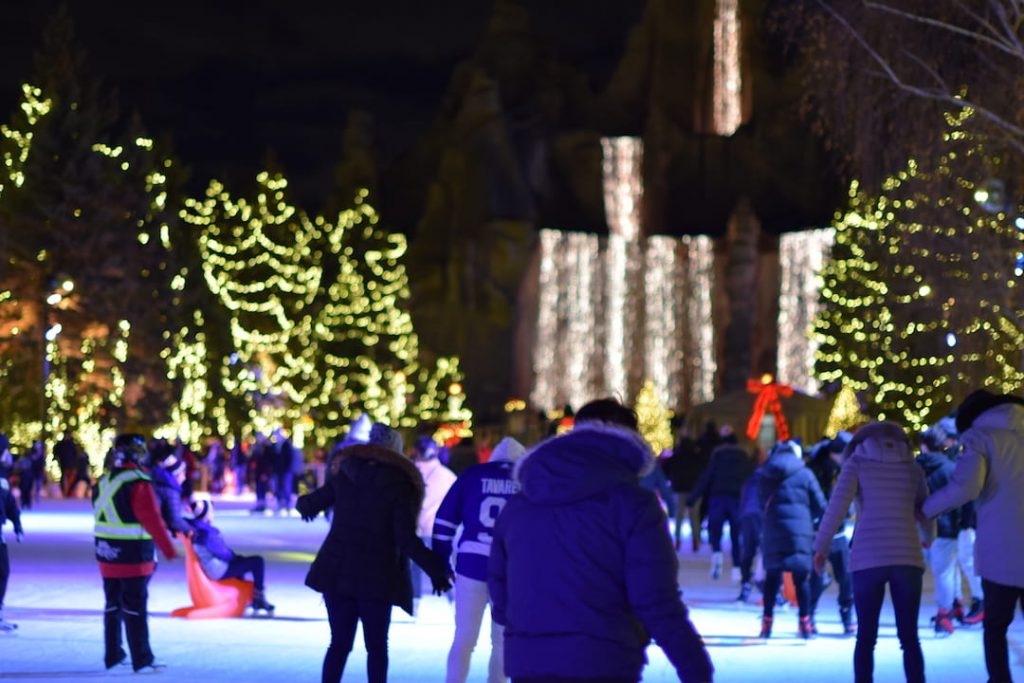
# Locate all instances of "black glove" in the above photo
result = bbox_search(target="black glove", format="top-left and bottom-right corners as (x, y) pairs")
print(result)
(431, 572), (453, 596)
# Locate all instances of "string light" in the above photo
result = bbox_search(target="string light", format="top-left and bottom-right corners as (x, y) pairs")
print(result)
(778, 228), (835, 393)
(814, 108), (1024, 430)
(712, 0), (742, 135)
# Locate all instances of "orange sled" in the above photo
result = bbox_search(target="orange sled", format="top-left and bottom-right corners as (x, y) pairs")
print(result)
(171, 534), (253, 619)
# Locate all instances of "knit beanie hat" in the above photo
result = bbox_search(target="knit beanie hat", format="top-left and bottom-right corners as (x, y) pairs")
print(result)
(188, 499), (211, 521)
(368, 423), (404, 454)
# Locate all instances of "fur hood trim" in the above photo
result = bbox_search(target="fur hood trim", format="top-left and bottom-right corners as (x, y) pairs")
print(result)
(337, 443), (424, 502)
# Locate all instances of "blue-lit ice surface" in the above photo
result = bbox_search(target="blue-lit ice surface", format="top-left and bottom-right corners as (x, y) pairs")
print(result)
(1, 498), (1020, 681)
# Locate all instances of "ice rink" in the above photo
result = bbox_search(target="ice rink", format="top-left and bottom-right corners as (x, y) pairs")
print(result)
(1, 497), (1021, 681)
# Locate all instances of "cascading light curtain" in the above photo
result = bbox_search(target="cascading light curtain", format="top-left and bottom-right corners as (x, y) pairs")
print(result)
(777, 228), (835, 393)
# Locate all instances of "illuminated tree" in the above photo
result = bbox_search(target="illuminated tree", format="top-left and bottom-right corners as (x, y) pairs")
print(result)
(815, 109), (1024, 430)
(635, 379), (674, 453)
(187, 172), (324, 431)
(825, 384), (862, 436)
(0, 11), (184, 461)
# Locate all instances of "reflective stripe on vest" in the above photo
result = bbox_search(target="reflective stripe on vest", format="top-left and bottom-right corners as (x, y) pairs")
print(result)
(94, 469), (153, 540)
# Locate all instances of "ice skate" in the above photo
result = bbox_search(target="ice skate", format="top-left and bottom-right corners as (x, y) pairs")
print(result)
(250, 588), (275, 617)
(840, 606), (856, 636)
(0, 610), (17, 632)
(758, 615), (772, 638)
(798, 615), (815, 639)
(932, 609), (955, 637)
(735, 582), (753, 604)
(134, 660), (167, 674)
(710, 551), (723, 580)
(960, 598), (983, 626)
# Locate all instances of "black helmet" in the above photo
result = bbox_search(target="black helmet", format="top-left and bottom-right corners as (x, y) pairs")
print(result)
(112, 433), (148, 467)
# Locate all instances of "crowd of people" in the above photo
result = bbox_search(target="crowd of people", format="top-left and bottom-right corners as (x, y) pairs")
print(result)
(0, 388), (1021, 683)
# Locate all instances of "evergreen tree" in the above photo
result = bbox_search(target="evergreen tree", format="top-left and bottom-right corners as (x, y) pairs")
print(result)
(635, 379), (674, 453)
(825, 384), (862, 436)
(188, 172), (324, 431)
(816, 108), (1024, 429)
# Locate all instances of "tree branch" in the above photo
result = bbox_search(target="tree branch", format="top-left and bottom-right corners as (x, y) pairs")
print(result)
(861, 0), (1024, 61)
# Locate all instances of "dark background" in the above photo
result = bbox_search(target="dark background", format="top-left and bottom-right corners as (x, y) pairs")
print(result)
(0, 1), (646, 208)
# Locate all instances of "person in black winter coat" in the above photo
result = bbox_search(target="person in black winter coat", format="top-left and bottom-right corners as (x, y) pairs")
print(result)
(807, 435), (855, 635)
(296, 423), (452, 683)
(662, 427), (708, 551)
(687, 426), (755, 580)
(917, 430), (968, 635)
(758, 440), (827, 639)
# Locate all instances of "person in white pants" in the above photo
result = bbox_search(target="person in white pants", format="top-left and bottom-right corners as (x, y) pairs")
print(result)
(432, 437), (525, 683)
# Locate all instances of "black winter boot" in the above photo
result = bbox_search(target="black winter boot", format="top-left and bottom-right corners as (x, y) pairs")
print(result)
(759, 615), (773, 638)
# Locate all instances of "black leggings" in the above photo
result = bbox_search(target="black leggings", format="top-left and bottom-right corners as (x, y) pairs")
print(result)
(763, 568), (811, 618)
(322, 594), (392, 683)
(222, 555), (265, 590)
(0, 543), (8, 606)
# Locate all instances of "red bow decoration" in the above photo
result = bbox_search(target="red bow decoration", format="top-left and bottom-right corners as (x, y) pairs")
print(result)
(746, 375), (794, 442)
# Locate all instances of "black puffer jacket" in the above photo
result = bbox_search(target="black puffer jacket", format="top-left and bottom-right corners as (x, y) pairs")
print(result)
(758, 442), (826, 572)
(687, 439), (754, 505)
(296, 444), (449, 615)
(916, 450), (960, 539)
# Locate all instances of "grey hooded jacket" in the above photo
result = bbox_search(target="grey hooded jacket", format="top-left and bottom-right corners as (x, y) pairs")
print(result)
(813, 421), (934, 572)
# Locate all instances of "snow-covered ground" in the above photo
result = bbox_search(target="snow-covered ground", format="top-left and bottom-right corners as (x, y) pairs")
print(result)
(1, 497), (1021, 681)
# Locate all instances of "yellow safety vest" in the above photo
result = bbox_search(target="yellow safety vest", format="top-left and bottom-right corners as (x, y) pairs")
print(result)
(94, 469), (153, 541)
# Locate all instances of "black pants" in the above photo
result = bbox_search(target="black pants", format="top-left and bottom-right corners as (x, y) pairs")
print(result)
(738, 515), (761, 584)
(103, 575), (154, 670)
(322, 594), (392, 683)
(982, 578), (1024, 683)
(222, 555), (265, 590)
(810, 534), (854, 614)
(0, 543), (9, 606)
(764, 568), (811, 618)
(707, 495), (742, 566)
(852, 565), (924, 683)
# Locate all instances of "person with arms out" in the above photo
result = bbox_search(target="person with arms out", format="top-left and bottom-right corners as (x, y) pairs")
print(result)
(814, 422), (934, 683)
(922, 390), (1024, 683)
(433, 436), (526, 683)
(0, 434), (24, 632)
(94, 434), (177, 673)
(489, 398), (713, 683)
(296, 423), (452, 683)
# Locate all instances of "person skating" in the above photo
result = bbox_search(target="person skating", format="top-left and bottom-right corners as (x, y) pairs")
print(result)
(757, 440), (826, 639)
(94, 434), (177, 673)
(922, 390), (1024, 683)
(411, 434), (456, 612)
(807, 434), (856, 636)
(489, 398), (714, 682)
(432, 436), (525, 683)
(814, 421), (934, 683)
(687, 425), (755, 581)
(185, 499), (274, 615)
(297, 423), (452, 683)
(0, 434), (24, 632)
(917, 428), (963, 637)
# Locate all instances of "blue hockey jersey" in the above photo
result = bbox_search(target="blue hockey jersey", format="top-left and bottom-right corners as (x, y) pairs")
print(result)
(432, 437), (525, 581)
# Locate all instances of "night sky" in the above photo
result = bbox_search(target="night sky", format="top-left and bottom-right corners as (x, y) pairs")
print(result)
(0, 1), (645, 207)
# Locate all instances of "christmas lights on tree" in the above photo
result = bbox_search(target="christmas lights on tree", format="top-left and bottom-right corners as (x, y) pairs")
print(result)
(636, 379), (674, 453)
(815, 108), (1024, 430)
(825, 384), (862, 436)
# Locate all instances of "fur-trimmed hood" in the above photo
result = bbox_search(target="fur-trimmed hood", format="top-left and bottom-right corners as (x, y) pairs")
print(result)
(336, 443), (424, 505)
(514, 422), (654, 505)
(845, 421), (914, 464)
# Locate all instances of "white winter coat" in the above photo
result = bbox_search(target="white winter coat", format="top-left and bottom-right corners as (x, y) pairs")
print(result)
(415, 457), (457, 538)
(924, 403), (1024, 588)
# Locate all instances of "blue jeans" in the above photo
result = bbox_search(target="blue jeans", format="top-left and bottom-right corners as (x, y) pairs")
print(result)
(981, 578), (1024, 683)
(852, 565), (924, 683)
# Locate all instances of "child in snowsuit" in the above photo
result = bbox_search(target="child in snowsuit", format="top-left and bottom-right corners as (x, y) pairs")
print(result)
(185, 500), (274, 614)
